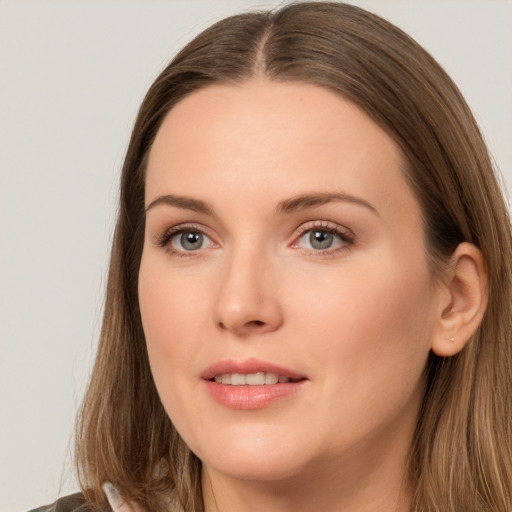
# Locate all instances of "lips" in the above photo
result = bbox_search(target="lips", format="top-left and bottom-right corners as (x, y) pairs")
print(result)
(201, 358), (308, 410)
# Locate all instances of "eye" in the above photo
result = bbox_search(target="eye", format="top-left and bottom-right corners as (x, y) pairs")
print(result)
(156, 225), (217, 256)
(307, 230), (337, 250)
(292, 223), (354, 253)
(172, 231), (208, 251)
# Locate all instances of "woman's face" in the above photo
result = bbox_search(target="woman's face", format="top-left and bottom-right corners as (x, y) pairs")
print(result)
(139, 80), (441, 483)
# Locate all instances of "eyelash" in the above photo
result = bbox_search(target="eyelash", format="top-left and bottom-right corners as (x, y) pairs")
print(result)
(292, 221), (355, 255)
(155, 221), (355, 257)
(156, 223), (214, 257)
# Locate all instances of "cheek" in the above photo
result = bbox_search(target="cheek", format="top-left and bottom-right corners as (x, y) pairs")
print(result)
(281, 256), (435, 449)
(138, 258), (208, 399)
(139, 251), (209, 343)
(290, 253), (435, 387)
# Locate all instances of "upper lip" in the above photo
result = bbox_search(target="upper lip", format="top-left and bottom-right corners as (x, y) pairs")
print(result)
(201, 358), (306, 381)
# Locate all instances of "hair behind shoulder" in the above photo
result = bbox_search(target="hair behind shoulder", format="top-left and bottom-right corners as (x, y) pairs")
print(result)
(75, 3), (512, 511)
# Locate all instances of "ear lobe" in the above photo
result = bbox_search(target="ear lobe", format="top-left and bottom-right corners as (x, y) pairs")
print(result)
(431, 242), (488, 357)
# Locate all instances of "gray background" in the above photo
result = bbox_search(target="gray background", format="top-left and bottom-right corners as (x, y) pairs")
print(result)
(1, 1), (511, 510)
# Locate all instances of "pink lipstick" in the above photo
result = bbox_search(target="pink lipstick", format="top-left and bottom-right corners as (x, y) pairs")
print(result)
(201, 358), (307, 410)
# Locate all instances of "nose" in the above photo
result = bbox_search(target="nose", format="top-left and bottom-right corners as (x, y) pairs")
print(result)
(214, 247), (284, 337)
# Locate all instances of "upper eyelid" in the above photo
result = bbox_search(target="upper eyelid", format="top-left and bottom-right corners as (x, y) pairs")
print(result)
(294, 220), (354, 237)
(166, 222), (207, 233)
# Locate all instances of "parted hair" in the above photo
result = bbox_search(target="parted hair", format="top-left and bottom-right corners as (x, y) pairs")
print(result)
(75, 2), (512, 511)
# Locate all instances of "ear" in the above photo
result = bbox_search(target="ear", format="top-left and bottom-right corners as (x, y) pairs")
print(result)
(431, 242), (488, 357)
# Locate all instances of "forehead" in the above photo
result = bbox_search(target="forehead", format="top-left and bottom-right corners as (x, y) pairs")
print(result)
(145, 80), (416, 220)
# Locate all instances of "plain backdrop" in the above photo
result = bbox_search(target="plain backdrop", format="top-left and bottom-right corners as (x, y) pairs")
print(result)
(1, 1), (511, 510)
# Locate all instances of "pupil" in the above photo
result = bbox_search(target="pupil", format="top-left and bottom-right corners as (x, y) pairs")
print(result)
(310, 230), (333, 250)
(181, 232), (202, 250)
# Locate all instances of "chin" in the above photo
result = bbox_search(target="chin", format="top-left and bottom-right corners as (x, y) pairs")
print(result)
(205, 454), (307, 482)
(189, 428), (312, 482)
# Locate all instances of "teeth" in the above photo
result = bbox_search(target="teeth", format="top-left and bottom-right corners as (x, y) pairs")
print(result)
(231, 373), (246, 385)
(246, 372), (265, 385)
(212, 372), (294, 386)
(265, 372), (279, 385)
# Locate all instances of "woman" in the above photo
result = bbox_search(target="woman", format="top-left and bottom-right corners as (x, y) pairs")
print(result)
(33, 1), (512, 511)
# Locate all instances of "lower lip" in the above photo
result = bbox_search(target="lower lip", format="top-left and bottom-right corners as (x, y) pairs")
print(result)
(203, 380), (307, 410)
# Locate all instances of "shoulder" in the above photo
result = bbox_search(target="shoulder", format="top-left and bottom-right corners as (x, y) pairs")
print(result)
(28, 492), (111, 512)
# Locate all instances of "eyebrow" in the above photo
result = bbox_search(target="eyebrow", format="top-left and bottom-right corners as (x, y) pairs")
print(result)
(145, 194), (213, 215)
(276, 192), (379, 216)
(145, 192), (378, 216)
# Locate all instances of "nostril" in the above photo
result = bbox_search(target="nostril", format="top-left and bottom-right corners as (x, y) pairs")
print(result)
(217, 319), (266, 333)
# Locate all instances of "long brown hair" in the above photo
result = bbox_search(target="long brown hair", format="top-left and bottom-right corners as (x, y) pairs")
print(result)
(75, 3), (512, 511)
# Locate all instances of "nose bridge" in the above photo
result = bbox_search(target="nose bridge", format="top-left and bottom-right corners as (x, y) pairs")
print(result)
(214, 238), (283, 335)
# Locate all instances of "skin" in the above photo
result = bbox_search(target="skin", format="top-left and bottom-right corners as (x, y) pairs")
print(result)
(138, 80), (462, 512)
